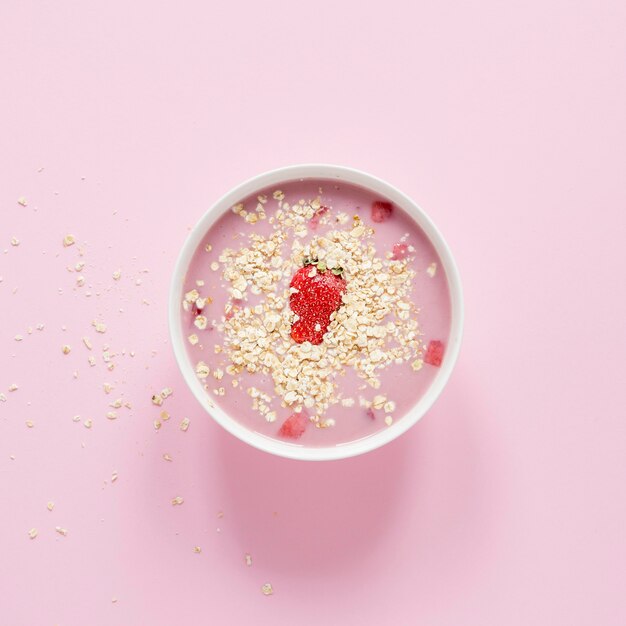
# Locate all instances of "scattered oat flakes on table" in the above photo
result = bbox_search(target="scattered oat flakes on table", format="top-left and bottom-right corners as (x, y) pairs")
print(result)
(92, 320), (107, 333)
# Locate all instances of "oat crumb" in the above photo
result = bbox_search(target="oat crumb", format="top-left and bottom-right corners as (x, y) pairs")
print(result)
(261, 583), (274, 596)
(171, 496), (184, 506)
(92, 320), (107, 333)
(55, 526), (68, 536)
(28, 528), (38, 539)
(63, 234), (76, 247)
(47, 502), (54, 511)
(411, 359), (424, 371)
(245, 553), (252, 566)
(180, 417), (190, 432)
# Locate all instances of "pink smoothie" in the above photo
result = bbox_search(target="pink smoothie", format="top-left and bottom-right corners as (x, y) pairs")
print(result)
(181, 179), (451, 447)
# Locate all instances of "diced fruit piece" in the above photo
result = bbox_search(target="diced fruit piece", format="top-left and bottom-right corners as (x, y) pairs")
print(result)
(309, 205), (329, 230)
(371, 200), (393, 223)
(424, 340), (444, 367)
(366, 407), (376, 420)
(278, 412), (308, 439)
(224, 298), (243, 321)
(391, 243), (408, 260)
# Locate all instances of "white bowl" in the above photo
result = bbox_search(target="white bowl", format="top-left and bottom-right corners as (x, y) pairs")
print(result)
(169, 164), (463, 461)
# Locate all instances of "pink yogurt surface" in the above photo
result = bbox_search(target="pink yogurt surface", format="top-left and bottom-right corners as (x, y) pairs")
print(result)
(182, 179), (452, 447)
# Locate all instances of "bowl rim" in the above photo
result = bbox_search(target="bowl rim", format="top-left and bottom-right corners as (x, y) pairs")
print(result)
(169, 163), (464, 461)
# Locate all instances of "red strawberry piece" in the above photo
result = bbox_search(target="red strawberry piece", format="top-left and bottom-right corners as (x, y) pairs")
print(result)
(224, 298), (243, 321)
(188, 301), (202, 326)
(289, 265), (345, 345)
(278, 412), (308, 439)
(371, 200), (393, 223)
(391, 243), (408, 260)
(424, 340), (444, 367)
(290, 318), (318, 343)
(366, 407), (376, 420)
(309, 205), (329, 230)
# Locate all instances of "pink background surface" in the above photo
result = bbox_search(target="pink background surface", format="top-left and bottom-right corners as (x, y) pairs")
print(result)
(1, 1), (625, 624)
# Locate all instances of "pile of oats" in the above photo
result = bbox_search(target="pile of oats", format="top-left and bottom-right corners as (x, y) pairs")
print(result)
(186, 193), (425, 428)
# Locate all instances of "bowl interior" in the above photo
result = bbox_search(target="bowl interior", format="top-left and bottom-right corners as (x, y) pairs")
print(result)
(169, 164), (463, 461)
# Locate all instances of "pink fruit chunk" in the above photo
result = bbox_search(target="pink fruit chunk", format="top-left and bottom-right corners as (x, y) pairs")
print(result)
(309, 205), (329, 230)
(371, 200), (393, 223)
(278, 412), (308, 439)
(366, 407), (376, 420)
(391, 243), (408, 260)
(224, 298), (243, 321)
(424, 340), (444, 367)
